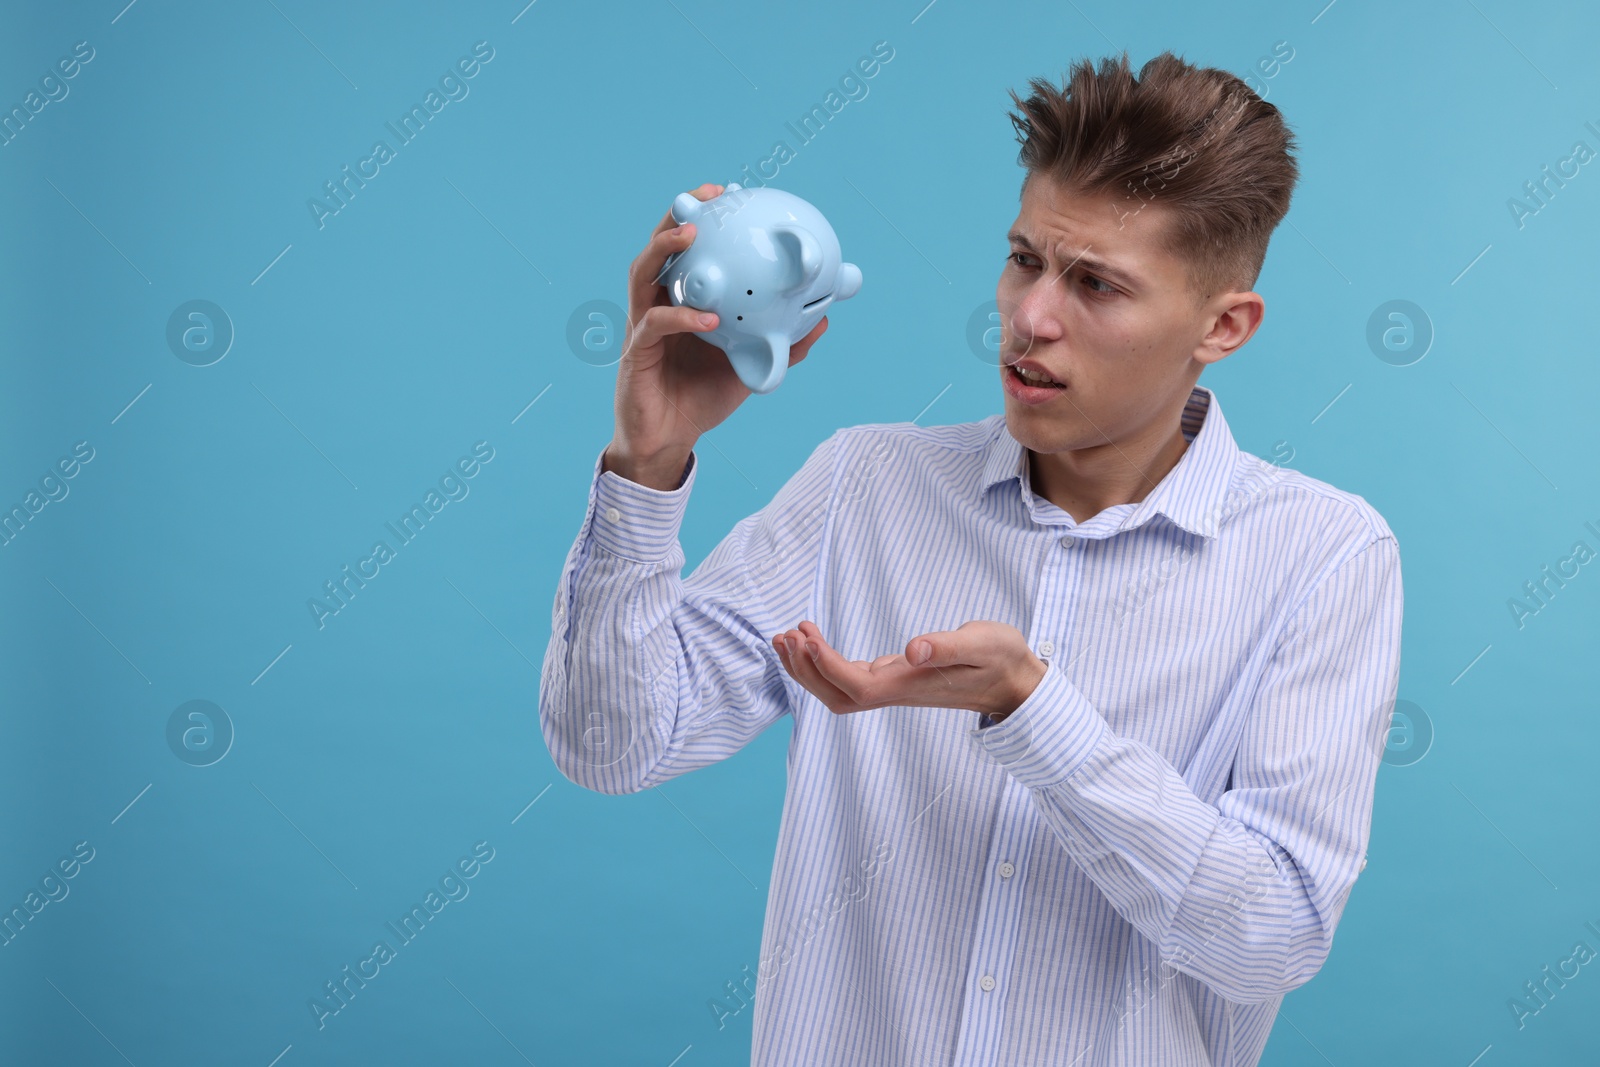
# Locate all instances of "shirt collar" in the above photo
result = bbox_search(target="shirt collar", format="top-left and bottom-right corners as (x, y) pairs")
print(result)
(978, 384), (1241, 540)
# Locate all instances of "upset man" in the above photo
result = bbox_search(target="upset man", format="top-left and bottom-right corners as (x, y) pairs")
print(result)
(540, 49), (1404, 1067)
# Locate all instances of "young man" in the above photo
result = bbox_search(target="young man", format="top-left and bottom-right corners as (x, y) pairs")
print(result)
(541, 50), (1403, 1067)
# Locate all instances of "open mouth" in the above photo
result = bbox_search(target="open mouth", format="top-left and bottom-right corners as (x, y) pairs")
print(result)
(1008, 365), (1065, 389)
(801, 292), (831, 310)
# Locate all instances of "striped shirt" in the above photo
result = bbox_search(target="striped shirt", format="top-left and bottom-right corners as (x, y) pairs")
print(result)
(539, 383), (1404, 1066)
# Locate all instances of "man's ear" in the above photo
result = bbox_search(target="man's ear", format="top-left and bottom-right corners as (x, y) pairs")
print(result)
(1197, 292), (1264, 364)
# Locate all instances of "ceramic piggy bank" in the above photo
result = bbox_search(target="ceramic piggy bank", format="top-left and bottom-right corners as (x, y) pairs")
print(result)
(656, 183), (862, 394)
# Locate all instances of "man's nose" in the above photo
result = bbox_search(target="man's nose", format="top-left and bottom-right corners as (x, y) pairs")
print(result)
(1008, 294), (1058, 345)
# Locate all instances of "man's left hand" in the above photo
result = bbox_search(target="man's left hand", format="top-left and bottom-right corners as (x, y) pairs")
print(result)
(771, 619), (1048, 721)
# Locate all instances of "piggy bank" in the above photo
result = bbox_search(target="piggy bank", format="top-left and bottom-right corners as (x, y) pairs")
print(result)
(655, 183), (862, 394)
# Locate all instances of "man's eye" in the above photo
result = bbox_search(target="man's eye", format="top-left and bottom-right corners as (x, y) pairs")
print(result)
(1084, 274), (1116, 294)
(1007, 251), (1033, 268)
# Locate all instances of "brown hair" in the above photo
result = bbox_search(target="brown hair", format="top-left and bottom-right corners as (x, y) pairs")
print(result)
(1006, 50), (1299, 303)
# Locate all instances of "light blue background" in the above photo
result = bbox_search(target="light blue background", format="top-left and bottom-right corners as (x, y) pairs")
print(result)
(2, 0), (1597, 1063)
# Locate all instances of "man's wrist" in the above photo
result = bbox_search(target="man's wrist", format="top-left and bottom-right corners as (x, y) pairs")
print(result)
(602, 443), (695, 492)
(986, 652), (1049, 723)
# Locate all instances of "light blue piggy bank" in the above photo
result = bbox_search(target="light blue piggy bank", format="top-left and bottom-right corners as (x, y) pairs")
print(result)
(656, 183), (862, 394)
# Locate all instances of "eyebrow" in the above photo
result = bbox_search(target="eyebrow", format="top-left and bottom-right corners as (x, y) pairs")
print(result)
(1006, 230), (1144, 291)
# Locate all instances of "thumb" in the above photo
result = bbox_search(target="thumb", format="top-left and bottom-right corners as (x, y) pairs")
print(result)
(906, 632), (958, 667)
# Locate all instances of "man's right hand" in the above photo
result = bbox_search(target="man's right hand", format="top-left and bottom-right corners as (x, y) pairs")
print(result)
(602, 182), (830, 491)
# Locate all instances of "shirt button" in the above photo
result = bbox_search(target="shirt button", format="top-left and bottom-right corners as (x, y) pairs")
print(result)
(1059, 534), (1076, 548)
(1360, 855), (1368, 871)
(604, 506), (621, 523)
(979, 975), (996, 992)
(1037, 641), (1054, 659)
(998, 861), (1015, 879)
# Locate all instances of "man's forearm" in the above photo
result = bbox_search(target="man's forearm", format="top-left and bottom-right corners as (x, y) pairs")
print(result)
(541, 447), (702, 794)
(541, 436), (831, 797)
(971, 538), (1402, 1003)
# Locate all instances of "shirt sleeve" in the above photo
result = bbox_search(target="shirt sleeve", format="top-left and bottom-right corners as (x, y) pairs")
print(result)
(539, 433), (840, 795)
(968, 535), (1404, 1004)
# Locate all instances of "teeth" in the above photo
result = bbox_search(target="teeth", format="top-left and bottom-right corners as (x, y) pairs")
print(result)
(1016, 366), (1059, 385)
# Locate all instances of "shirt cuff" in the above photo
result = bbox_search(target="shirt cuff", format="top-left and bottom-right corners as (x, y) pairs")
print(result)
(969, 657), (1108, 789)
(587, 447), (698, 563)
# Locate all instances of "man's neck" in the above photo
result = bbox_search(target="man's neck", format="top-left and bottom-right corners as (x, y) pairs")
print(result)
(1027, 405), (1193, 525)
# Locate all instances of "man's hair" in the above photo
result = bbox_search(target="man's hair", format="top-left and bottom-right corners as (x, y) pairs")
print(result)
(1006, 50), (1299, 303)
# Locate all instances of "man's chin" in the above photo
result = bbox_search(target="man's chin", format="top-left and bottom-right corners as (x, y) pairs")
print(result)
(1003, 406), (1069, 449)
(1010, 394), (1114, 446)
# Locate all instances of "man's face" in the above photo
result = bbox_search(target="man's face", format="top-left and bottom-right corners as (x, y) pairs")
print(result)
(995, 172), (1239, 454)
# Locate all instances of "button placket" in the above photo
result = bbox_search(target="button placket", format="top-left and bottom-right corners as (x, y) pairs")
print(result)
(952, 522), (1083, 1065)
(949, 779), (1038, 1066)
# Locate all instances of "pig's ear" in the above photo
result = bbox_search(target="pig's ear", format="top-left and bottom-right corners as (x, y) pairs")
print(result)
(772, 226), (824, 294)
(671, 192), (707, 224)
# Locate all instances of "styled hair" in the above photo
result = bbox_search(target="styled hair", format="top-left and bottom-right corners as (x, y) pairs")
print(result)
(1006, 50), (1299, 302)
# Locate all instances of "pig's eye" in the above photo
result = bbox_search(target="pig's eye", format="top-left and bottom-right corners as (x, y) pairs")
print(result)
(747, 289), (753, 295)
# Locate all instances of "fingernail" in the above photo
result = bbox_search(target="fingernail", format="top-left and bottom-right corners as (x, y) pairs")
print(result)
(698, 313), (716, 326)
(806, 642), (819, 659)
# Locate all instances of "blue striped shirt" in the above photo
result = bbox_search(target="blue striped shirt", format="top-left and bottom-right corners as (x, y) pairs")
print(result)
(540, 384), (1404, 1066)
